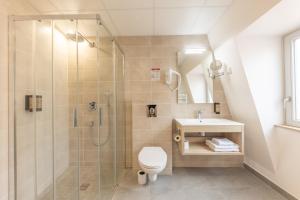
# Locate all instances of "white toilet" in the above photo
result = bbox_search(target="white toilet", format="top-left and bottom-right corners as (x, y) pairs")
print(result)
(138, 147), (167, 182)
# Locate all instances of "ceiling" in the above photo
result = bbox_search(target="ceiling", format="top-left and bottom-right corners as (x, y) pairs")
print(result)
(26, 0), (233, 36)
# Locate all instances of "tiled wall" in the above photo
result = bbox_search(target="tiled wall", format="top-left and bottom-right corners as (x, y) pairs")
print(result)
(117, 36), (233, 174)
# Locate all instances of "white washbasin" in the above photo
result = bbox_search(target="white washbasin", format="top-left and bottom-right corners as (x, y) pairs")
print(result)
(175, 118), (243, 126)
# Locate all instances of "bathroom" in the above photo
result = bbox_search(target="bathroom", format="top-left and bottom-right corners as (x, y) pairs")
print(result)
(1, 0), (300, 200)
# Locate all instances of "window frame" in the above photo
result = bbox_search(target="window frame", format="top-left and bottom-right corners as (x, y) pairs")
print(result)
(284, 30), (300, 127)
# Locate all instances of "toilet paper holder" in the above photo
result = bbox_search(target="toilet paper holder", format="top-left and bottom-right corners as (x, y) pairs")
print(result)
(174, 135), (181, 142)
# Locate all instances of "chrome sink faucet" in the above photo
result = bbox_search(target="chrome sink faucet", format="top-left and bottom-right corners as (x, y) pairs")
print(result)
(197, 110), (202, 122)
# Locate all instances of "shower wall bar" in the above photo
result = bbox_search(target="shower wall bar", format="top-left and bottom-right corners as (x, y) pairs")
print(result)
(10, 14), (124, 54)
(10, 14), (100, 21)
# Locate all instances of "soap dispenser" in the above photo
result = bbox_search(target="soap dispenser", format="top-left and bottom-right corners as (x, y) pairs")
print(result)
(147, 105), (157, 117)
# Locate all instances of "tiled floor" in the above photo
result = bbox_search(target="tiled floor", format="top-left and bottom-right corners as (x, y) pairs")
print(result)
(39, 166), (114, 200)
(113, 168), (287, 200)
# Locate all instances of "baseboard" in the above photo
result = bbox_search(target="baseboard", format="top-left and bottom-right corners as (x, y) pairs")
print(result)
(244, 164), (298, 200)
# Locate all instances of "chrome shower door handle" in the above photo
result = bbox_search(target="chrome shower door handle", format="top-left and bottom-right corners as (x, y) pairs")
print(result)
(283, 96), (291, 109)
(99, 107), (102, 127)
(73, 108), (78, 127)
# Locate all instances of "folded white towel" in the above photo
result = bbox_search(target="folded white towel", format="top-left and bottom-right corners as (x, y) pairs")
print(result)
(206, 140), (239, 150)
(206, 141), (239, 152)
(212, 138), (235, 146)
(209, 147), (239, 152)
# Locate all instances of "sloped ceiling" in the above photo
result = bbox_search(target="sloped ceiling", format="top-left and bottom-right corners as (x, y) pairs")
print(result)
(24, 0), (233, 36)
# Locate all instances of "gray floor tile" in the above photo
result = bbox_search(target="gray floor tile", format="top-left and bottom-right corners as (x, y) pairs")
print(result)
(113, 168), (287, 200)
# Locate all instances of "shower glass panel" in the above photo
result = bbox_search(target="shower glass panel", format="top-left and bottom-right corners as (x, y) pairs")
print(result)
(115, 45), (125, 183)
(11, 15), (125, 200)
(53, 19), (79, 200)
(96, 24), (116, 200)
(14, 19), (55, 200)
(34, 20), (54, 200)
(76, 19), (103, 200)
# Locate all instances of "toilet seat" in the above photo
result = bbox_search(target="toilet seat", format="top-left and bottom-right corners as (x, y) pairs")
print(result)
(138, 147), (167, 169)
(140, 163), (161, 169)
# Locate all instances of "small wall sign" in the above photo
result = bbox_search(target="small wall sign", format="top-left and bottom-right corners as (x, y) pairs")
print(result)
(151, 67), (160, 81)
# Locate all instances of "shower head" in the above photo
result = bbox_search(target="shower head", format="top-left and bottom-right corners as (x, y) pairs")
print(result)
(66, 33), (84, 42)
(66, 32), (95, 48)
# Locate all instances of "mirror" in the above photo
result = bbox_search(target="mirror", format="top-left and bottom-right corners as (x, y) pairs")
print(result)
(176, 49), (213, 104)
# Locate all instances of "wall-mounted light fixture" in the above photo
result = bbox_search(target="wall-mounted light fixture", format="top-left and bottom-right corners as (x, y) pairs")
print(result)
(208, 52), (232, 79)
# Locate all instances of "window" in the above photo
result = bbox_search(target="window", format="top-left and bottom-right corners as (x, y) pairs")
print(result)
(284, 30), (300, 127)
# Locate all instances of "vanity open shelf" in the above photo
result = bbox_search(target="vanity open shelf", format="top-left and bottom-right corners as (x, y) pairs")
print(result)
(175, 118), (244, 156)
(182, 140), (244, 156)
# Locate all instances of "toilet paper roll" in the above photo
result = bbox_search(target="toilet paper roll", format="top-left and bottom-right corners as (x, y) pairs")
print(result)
(174, 135), (181, 142)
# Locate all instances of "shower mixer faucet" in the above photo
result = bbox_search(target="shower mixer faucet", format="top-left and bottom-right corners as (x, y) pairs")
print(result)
(89, 101), (97, 111)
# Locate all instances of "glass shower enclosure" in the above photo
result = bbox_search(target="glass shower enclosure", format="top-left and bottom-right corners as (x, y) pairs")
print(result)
(9, 14), (125, 200)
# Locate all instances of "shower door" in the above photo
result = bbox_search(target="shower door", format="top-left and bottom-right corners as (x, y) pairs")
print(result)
(115, 44), (126, 183)
(11, 15), (120, 200)
(75, 20), (116, 200)
(94, 23), (117, 200)
(53, 19), (80, 200)
(13, 19), (56, 200)
(53, 18), (117, 200)
(13, 18), (80, 200)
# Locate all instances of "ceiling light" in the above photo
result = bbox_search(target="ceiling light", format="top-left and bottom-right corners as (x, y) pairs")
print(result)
(184, 48), (206, 54)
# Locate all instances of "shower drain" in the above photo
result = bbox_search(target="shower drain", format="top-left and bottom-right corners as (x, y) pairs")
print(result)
(80, 183), (90, 191)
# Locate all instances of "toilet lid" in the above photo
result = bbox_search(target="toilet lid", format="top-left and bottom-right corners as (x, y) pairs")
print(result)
(138, 147), (167, 169)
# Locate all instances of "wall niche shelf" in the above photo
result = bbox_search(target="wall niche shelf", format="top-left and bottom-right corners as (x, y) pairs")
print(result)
(174, 118), (245, 156)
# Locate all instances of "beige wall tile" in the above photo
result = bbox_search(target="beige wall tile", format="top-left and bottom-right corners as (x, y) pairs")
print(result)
(130, 92), (152, 104)
(120, 35), (232, 172)
(132, 116), (151, 130)
(125, 58), (152, 81)
(129, 81), (151, 94)
(150, 46), (177, 58)
(156, 104), (172, 117)
(132, 104), (147, 117)
(150, 36), (185, 47)
(117, 36), (151, 46)
(151, 91), (173, 104)
(150, 117), (172, 131)
(132, 130), (153, 143)
(122, 46), (151, 58)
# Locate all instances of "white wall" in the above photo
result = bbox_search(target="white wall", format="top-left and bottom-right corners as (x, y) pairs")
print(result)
(273, 126), (300, 198)
(209, 0), (281, 48)
(210, 0), (300, 198)
(214, 38), (275, 172)
(236, 35), (283, 168)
